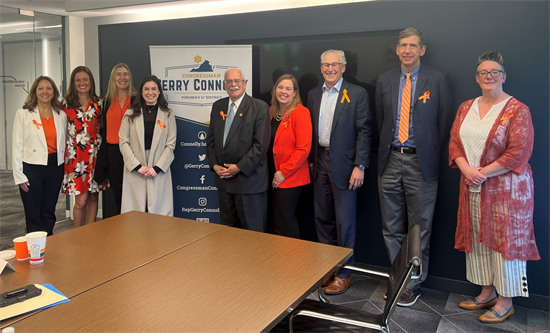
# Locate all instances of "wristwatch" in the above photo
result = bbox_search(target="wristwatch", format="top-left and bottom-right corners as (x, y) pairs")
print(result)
(357, 164), (365, 171)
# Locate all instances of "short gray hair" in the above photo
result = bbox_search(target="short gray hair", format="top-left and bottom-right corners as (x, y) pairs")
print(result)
(477, 51), (505, 73)
(320, 49), (347, 65)
(399, 27), (425, 48)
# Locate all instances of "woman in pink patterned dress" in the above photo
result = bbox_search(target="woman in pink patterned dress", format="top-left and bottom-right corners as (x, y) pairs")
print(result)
(62, 66), (109, 227)
(449, 51), (539, 323)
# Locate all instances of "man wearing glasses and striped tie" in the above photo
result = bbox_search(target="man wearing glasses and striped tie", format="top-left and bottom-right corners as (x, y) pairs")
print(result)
(375, 27), (454, 306)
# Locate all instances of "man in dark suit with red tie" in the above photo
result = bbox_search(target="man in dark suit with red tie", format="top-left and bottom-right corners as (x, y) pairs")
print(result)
(206, 68), (270, 232)
(376, 27), (454, 306)
(308, 49), (371, 294)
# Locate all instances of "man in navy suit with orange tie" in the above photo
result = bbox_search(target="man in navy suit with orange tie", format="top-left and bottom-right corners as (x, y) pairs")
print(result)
(376, 27), (454, 306)
(308, 49), (371, 294)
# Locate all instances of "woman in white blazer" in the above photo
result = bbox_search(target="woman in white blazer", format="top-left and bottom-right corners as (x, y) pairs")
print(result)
(119, 75), (176, 216)
(12, 76), (67, 235)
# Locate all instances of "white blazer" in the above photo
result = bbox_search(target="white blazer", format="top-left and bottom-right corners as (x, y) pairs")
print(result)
(12, 107), (67, 185)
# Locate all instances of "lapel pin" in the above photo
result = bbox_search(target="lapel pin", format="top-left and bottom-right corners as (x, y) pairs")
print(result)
(341, 89), (351, 104)
(500, 114), (513, 125)
(239, 113), (243, 117)
(418, 91), (430, 103)
(33, 119), (43, 129)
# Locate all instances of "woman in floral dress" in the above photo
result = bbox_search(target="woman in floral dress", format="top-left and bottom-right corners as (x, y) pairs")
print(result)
(62, 66), (109, 227)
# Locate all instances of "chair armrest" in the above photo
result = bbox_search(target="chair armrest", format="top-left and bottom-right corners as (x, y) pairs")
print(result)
(290, 308), (382, 333)
(341, 265), (390, 279)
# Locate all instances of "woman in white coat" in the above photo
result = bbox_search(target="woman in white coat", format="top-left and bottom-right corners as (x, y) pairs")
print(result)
(12, 76), (67, 235)
(119, 75), (176, 216)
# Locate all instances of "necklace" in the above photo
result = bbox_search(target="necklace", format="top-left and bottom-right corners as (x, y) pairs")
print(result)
(275, 114), (283, 121)
(146, 104), (155, 113)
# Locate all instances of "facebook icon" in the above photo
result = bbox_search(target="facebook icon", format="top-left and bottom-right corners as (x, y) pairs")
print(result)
(200, 175), (205, 184)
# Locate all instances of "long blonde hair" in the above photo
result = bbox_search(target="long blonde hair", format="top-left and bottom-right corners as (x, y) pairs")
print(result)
(105, 63), (136, 103)
(270, 74), (302, 119)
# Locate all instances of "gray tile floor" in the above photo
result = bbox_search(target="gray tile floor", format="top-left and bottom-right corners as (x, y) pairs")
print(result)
(307, 275), (550, 333)
(1, 169), (549, 332)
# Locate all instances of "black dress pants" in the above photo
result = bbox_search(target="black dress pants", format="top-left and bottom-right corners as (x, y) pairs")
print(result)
(20, 153), (64, 235)
(217, 190), (267, 232)
(272, 186), (303, 238)
(106, 143), (124, 215)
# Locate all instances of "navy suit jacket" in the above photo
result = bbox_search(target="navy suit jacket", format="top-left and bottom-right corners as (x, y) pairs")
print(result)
(308, 79), (371, 190)
(376, 64), (454, 181)
(206, 94), (270, 194)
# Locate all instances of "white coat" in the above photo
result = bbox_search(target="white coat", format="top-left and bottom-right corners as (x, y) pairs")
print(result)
(12, 107), (67, 185)
(119, 108), (176, 216)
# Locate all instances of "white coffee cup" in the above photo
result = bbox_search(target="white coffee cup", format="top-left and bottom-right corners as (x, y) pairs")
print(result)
(25, 231), (48, 265)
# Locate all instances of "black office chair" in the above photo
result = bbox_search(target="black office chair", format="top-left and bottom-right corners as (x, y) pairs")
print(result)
(272, 224), (422, 333)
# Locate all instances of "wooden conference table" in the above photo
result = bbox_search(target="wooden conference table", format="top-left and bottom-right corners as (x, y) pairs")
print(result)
(1, 211), (352, 332)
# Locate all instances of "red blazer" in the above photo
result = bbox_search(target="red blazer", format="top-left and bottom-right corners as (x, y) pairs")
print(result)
(271, 104), (312, 188)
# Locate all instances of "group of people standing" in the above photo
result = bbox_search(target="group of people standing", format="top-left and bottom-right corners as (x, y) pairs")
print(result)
(12, 65), (177, 236)
(12, 26), (538, 325)
(205, 27), (539, 324)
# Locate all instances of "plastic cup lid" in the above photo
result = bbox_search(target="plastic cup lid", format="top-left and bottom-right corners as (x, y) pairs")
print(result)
(0, 250), (16, 260)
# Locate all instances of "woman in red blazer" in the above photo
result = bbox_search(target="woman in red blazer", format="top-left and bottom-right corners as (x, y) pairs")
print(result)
(268, 74), (312, 238)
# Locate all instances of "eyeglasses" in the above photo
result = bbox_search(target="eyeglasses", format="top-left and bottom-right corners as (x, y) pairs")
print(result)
(224, 79), (246, 85)
(321, 62), (342, 69)
(477, 70), (504, 78)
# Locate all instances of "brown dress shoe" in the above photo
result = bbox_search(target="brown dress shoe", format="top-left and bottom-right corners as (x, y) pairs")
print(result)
(321, 274), (335, 287)
(397, 288), (421, 307)
(458, 296), (497, 310)
(479, 307), (514, 323)
(325, 276), (353, 295)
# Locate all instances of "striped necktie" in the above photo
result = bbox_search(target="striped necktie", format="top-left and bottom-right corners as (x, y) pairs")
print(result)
(398, 73), (411, 144)
(223, 102), (235, 146)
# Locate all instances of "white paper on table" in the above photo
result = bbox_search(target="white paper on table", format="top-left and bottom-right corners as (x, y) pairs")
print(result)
(0, 284), (68, 321)
(0, 258), (16, 275)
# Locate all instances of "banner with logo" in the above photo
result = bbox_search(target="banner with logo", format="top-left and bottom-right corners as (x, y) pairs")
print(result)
(150, 45), (252, 223)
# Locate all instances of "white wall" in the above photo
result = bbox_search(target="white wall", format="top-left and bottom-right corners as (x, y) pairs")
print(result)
(67, 16), (85, 78)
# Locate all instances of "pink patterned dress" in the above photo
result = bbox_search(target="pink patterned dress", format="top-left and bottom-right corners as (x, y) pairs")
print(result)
(62, 99), (109, 195)
(449, 97), (539, 261)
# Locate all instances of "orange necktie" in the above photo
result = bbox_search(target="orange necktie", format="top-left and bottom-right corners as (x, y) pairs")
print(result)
(398, 73), (412, 144)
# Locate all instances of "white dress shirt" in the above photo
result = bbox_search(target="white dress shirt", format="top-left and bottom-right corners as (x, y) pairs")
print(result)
(318, 78), (343, 147)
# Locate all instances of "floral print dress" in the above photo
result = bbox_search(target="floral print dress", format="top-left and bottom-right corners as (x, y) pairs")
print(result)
(62, 99), (109, 195)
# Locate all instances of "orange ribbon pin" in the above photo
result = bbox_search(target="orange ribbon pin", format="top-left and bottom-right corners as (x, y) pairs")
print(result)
(157, 120), (166, 130)
(33, 120), (43, 129)
(500, 114), (513, 125)
(220, 111), (228, 120)
(340, 89), (351, 103)
(418, 91), (430, 103)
